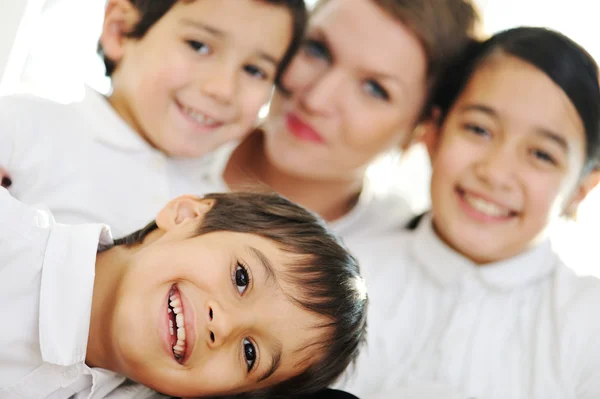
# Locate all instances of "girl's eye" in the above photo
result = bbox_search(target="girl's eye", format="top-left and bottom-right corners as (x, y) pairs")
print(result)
(244, 65), (268, 80)
(243, 338), (257, 372)
(303, 39), (331, 62)
(464, 123), (491, 138)
(363, 80), (389, 101)
(531, 148), (557, 165)
(235, 262), (250, 295)
(187, 40), (210, 55)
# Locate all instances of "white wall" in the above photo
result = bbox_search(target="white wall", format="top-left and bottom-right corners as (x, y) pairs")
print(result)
(0, 0), (29, 92)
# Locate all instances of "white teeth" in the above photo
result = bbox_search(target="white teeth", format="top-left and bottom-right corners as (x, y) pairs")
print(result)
(168, 288), (187, 360)
(176, 313), (185, 328)
(464, 193), (511, 217)
(184, 106), (218, 126)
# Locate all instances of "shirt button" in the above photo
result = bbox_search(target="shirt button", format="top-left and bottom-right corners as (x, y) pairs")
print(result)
(62, 365), (79, 380)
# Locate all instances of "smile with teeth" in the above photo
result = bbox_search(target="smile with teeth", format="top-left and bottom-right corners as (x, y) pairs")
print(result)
(168, 287), (187, 361)
(461, 190), (515, 218)
(181, 104), (220, 127)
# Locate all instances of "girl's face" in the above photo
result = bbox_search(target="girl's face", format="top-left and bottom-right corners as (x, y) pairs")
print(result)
(429, 54), (593, 264)
(262, 0), (428, 181)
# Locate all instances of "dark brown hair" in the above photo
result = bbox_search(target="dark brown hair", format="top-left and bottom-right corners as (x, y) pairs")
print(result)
(99, 0), (308, 86)
(432, 27), (600, 174)
(113, 191), (368, 397)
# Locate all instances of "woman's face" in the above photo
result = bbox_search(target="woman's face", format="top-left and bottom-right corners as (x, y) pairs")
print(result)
(262, 0), (428, 181)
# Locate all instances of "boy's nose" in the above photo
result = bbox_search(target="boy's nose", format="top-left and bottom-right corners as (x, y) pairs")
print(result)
(199, 65), (237, 105)
(206, 300), (240, 348)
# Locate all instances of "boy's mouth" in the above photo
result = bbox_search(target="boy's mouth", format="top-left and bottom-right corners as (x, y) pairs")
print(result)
(168, 285), (188, 363)
(176, 100), (225, 130)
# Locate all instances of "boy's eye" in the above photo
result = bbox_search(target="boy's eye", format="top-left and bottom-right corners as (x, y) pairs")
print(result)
(531, 148), (557, 165)
(362, 79), (389, 101)
(244, 65), (268, 81)
(235, 262), (250, 295)
(303, 39), (331, 63)
(187, 40), (210, 55)
(243, 338), (257, 372)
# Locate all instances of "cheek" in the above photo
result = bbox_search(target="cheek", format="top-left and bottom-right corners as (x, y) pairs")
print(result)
(239, 86), (272, 121)
(340, 100), (409, 153)
(432, 138), (471, 187)
(523, 172), (571, 220)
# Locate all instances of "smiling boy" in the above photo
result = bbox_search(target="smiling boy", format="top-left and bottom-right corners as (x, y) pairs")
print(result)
(0, 0), (307, 237)
(0, 188), (367, 398)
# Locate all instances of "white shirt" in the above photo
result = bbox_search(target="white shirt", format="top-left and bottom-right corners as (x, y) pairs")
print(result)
(0, 88), (213, 237)
(340, 214), (600, 399)
(198, 143), (414, 240)
(0, 188), (164, 399)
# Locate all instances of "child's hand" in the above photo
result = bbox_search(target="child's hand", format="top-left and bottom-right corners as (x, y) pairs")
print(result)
(0, 168), (11, 188)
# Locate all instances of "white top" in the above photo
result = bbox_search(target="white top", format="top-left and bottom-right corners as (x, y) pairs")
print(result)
(0, 88), (213, 237)
(0, 188), (163, 399)
(198, 143), (414, 240)
(339, 214), (600, 399)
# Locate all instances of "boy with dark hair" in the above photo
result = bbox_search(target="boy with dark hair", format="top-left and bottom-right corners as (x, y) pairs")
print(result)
(0, 188), (367, 398)
(0, 0), (307, 236)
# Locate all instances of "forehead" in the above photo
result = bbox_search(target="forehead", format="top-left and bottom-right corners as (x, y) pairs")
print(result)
(458, 55), (585, 140)
(164, 0), (292, 52)
(312, 0), (427, 86)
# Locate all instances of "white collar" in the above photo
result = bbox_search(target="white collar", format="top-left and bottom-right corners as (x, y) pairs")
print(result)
(412, 214), (557, 291)
(38, 221), (113, 366)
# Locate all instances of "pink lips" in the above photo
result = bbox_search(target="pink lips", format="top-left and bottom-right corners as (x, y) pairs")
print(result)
(285, 113), (325, 143)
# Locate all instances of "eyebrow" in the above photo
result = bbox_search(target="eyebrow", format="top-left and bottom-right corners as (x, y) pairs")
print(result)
(181, 19), (225, 37)
(461, 104), (569, 152)
(247, 246), (277, 284)
(257, 340), (283, 383)
(180, 19), (279, 67)
(535, 128), (569, 152)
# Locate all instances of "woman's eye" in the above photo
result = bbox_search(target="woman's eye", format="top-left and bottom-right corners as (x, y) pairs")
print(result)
(464, 123), (490, 138)
(363, 80), (389, 101)
(187, 40), (210, 55)
(243, 338), (257, 372)
(244, 65), (268, 80)
(303, 39), (330, 62)
(531, 149), (557, 165)
(235, 262), (250, 295)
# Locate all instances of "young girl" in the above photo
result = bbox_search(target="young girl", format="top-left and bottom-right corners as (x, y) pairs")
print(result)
(343, 27), (600, 398)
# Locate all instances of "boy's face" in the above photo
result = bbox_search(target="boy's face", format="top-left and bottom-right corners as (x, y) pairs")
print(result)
(102, 0), (292, 157)
(101, 199), (326, 397)
(428, 54), (590, 264)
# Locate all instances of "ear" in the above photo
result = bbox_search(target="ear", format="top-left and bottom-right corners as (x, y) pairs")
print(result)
(99, 0), (140, 66)
(418, 106), (442, 161)
(155, 195), (216, 232)
(564, 169), (600, 218)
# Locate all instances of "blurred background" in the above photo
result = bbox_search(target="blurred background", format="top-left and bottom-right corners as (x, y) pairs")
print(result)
(0, 0), (597, 275)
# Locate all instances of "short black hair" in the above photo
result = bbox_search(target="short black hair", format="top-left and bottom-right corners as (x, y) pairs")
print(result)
(98, 0), (308, 87)
(113, 191), (368, 397)
(433, 27), (600, 174)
